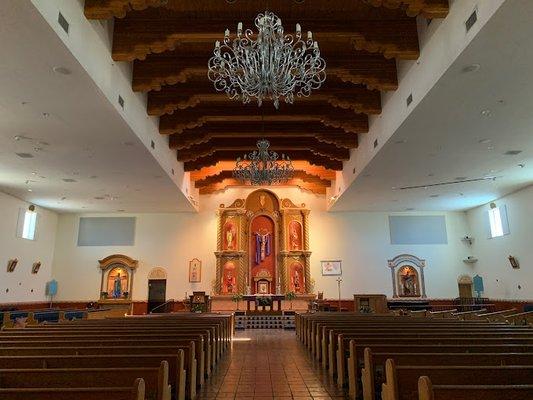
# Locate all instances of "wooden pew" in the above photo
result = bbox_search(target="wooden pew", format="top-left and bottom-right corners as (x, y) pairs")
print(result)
(0, 362), (170, 400)
(346, 341), (533, 400)
(0, 377), (146, 400)
(506, 311), (533, 326)
(381, 358), (533, 400)
(0, 351), (188, 400)
(417, 375), (533, 400)
(452, 309), (487, 320)
(428, 309), (457, 319)
(473, 308), (517, 322)
(362, 347), (533, 400)
(0, 333), (207, 387)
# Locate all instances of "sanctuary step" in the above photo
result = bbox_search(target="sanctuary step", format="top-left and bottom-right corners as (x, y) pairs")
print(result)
(235, 314), (295, 330)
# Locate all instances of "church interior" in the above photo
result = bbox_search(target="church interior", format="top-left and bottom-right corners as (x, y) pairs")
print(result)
(0, 0), (532, 399)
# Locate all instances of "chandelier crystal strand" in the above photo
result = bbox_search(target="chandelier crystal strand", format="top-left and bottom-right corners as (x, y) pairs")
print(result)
(233, 139), (294, 185)
(208, 11), (326, 109)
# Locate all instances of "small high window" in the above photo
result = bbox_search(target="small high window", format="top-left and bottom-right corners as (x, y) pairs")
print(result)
(487, 204), (509, 238)
(22, 210), (37, 240)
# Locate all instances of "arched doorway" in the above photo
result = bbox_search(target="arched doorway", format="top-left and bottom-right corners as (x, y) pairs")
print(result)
(147, 267), (167, 313)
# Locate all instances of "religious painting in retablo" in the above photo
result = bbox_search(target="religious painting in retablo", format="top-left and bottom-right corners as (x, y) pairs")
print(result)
(189, 258), (202, 283)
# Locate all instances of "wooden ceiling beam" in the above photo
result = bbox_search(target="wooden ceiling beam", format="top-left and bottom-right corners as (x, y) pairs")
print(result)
(189, 161), (337, 182)
(84, 0), (167, 19)
(147, 81), (382, 116)
(170, 130), (357, 150)
(362, 0), (449, 19)
(158, 106), (369, 135)
(176, 138), (351, 162)
(184, 151), (344, 171)
(132, 51), (397, 92)
(112, 16), (418, 61)
(194, 170), (331, 188)
(198, 178), (329, 195)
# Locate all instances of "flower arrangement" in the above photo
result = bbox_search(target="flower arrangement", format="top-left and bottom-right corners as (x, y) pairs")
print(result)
(285, 291), (296, 310)
(231, 293), (244, 310)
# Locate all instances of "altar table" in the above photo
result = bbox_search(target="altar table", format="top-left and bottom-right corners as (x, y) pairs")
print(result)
(243, 294), (285, 312)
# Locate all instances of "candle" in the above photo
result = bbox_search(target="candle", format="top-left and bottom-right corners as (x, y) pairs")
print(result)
(307, 31), (312, 40)
(296, 23), (301, 34)
(237, 22), (243, 31)
(215, 40), (220, 48)
(224, 29), (230, 37)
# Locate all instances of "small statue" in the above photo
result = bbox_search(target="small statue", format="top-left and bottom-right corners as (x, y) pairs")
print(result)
(113, 273), (123, 298)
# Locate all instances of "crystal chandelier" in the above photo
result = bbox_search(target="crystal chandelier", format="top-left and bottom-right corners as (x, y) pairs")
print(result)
(208, 11), (326, 109)
(233, 139), (294, 185)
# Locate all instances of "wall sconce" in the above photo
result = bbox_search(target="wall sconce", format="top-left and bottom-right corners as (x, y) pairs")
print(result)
(32, 261), (42, 274)
(7, 258), (18, 273)
(508, 255), (519, 269)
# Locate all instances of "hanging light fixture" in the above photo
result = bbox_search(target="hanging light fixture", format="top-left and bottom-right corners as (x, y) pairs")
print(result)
(233, 138), (294, 186)
(208, 10), (326, 109)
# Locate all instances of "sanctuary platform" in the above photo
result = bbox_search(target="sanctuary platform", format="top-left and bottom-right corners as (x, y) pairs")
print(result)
(211, 294), (315, 313)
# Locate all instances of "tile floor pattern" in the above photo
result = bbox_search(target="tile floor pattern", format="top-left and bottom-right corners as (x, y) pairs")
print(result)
(197, 329), (347, 400)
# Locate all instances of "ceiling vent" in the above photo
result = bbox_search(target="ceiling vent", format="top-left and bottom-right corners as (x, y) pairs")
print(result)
(465, 9), (477, 32)
(62, 178), (77, 183)
(16, 153), (34, 158)
(118, 95), (125, 109)
(151, 140), (155, 149)
(504, 150), (522, 155)
(373, 139), (378, 148)
(58, 12), (69, 34)
(406, 93), (413, 106)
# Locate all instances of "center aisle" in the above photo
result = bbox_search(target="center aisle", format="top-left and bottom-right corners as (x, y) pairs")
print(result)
(197, 329), (347, 400)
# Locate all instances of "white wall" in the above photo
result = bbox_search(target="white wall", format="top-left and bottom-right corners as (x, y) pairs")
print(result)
(0, 191), (58, 303)
(466, 185), (533, 300)
(51, 187), (473, 302)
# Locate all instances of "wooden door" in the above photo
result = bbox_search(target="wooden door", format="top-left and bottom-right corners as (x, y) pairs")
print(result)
(148, 279), (166, 313)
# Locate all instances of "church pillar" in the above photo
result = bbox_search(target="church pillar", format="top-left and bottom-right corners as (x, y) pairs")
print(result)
(214, 211), (223, 294)
(302, 210), (311, 293)
(302, 210), (310, 251)
(280, 210), (288, 252)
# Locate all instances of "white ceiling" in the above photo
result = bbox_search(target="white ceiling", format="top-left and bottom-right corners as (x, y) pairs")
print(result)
(0, 1), (193, 213)
(333, 0), (533, 212)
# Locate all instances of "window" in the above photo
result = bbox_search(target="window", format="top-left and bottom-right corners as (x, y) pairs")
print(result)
(22, 210), (37, 240)
(487, 204), (509, 238)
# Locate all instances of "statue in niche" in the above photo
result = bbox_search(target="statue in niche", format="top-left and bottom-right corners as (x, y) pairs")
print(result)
(224, 220), (237, 250)
(225, 270), (235, 294)
(290, 262), (304, 293)
(398, 266), (419, 297)
(293, 269), (301, 293)
(254, 229), (271, 264)
(288, 220), (302, 250)
(106, 267), (128, 299)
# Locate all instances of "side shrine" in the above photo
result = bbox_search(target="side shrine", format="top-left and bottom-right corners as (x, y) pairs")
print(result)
(214, 189), (312, 296)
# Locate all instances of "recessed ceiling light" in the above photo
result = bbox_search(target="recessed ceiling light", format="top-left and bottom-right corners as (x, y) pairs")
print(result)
(117, 209), (125, 212)
(405, 207), (415, 211)
(15, 153), (34, 158)
(454, 177), (468, 181)
(518, 163), (525, 168)
(27, 189), (32, 192)
(462, 63), (480, 73)
(123, 141), (135, 146)
(31, 172), (37, 175)
(429, 194), (439, 198)
(487, 146), (494, 150)
(94, 196), (105, 200)
(53, 66), (72, 75)
(394, 139), (407, 144)
(42, 112), (50, 118)
(480, 109), (491, 117)
(504, 150), (522, 156)
(478, 138), (491, 144)
(427, 173), (434, 177)
(62, 178), (77, 183)
(89, 175), (98, 179)
(61, 197), (67, 200)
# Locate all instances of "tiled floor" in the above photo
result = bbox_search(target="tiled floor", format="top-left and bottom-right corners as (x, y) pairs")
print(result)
(197, 329), (347, 400)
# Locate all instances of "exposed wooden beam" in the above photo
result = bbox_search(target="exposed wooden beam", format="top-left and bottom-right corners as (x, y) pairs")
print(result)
(362, 0), (449, 19)
(184, 151), (344, 171)
(176, 138), (351, 162)
(133, 50), (397, 92)
(189, 161), (337, 182)
(197, 177), (330, 195)
(84, 0), (168, 19)
(146, 80), (382, 116)
(158, 106), (369, 135)
(112, 15), (419, 61)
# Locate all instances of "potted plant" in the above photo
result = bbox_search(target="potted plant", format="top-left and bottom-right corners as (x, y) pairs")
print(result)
(231, 293), (243, 310)
(100, 291), (108, 300)
(285, 291), (296, 310)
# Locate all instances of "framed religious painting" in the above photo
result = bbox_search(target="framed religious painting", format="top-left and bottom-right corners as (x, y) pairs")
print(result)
(321, 260), (342, 276)
(189, 258), (202, 283)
